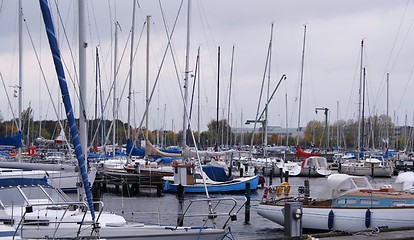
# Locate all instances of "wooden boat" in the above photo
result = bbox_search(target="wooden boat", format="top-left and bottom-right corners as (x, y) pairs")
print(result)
(163, 161), (259, 193)
(257, 174), (414, 232)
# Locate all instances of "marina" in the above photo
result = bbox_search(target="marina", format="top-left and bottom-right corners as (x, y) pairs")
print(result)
(66, 173), (414, 240)
(1, 0), (414, 239)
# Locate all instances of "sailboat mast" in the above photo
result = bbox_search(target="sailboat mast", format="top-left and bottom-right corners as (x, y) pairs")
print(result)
(226, 45), (235, 147)
(297, 24), (306, 146)
(216, 46), (220, 150)
(127, 0), (136, 140)
(265, 23), (274, 150)
(386, 72), (389, 149)
(181, 0), (191, 147)
(112, 22), (118, 157)
(197, 47), (201, 146)
(79, 0), (88, 163)
(18, 0), (23, 162)
(357, 40), (364, 160)
(145, 15), (150, 141)
(361, 67), (366, 151)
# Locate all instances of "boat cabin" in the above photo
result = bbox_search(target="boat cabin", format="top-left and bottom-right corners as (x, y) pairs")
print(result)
(172, 162), (195, 186)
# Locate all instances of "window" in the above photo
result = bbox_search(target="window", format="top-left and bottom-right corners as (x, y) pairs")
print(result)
(360, 199), (379, 205)
(0, 188), (26, 206)
(392, 200), (406, 206)
(336, 198), (357, 205)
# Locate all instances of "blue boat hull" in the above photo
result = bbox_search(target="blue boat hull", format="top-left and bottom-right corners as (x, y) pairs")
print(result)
(164, 175), (259, 193)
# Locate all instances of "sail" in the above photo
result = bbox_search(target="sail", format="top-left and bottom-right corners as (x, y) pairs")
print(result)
(126, 139), (145, 157)
(145, 140), (182, 158)
(182, 145), (236, 158)
(0, 131), (22, 148)
(295, 145), (320, 158)
(39, 0), (95, 221)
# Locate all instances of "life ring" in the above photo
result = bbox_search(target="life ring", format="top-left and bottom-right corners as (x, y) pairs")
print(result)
(276, 182), (291, 197)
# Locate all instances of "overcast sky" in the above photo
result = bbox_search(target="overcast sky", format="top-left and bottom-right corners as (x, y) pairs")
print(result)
(0, 0), (413, 134)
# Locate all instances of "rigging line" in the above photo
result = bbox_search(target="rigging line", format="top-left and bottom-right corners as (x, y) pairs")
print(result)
(89, 0), (102, 44)
(24, 18), (72, 152)
(395, 63), (414, 117)
(382, 0), (409, 74)
(196, 0), (217, 79)
(345, 47), (363, 122)
(130, 0), (184, 145)
(52, 0), (85, 115)
(249, 27), (272, 149)
(139, 4), (214, 198)
(0, 73), (18, 129)
(91, 22), (146, 148)
(374, 0), (412, 107)
(98, 26), (133, 148)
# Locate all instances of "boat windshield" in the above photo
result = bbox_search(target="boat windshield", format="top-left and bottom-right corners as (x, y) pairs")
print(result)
(21, 186), (55, 204)
(0, 187), (27, 206)
(317, 157), (327, 167)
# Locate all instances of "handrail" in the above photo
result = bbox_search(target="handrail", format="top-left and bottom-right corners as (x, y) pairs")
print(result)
(177, 197), (238, 230)
(13, 200), (105, 239)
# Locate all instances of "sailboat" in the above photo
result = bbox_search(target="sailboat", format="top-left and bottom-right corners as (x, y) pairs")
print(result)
(0, 2), (96, 193)
(0, 1), (237, 239)
(337, 41), (393, 178)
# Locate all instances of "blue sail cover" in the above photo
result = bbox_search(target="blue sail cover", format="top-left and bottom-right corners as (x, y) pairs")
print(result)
(126, 139), (145, 157)
(202, 165), (230, 182)
(39, 0), (95, 221)
(0, 131), (22, 148)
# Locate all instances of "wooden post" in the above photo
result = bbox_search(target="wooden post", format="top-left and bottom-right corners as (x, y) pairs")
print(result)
(157, 183), (162, 197)
(91, 182), (101, 211)
(304, 179), (310, 205)
(269, 169), (273, 185)
(244, 182), (251, 224)
(279, 168), (283, 183)
(177, 184), (184, 226)
(284, 171), (289, 183)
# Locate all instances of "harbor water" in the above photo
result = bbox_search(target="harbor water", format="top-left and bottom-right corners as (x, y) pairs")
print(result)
(68, 174), (396, 240)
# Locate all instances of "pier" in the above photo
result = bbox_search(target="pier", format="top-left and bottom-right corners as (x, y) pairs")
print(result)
(93, 171), (164, 197)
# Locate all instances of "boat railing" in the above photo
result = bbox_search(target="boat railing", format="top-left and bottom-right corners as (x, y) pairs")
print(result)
(178, 197), (239, 230)
(261, 183), (308, 204)
(13, 200), (105, 239)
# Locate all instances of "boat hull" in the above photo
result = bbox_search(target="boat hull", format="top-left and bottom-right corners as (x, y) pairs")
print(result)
(338, 164), (393, 177)
(257, 204), (414, 232)
(164, 175), (259, 193)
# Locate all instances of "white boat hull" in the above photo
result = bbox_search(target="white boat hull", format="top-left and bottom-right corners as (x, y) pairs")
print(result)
(257, 204), (414, 231)
(338, 164), (393, 177)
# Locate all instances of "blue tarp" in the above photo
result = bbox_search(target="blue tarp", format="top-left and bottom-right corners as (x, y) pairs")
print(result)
(126, 139), (145, 157)
(0, 131), (22, 148)
(202, 165), (229, 182)
(155, 157), (181, 164)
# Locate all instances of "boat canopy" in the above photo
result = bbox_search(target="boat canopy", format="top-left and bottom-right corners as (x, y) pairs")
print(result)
(316, 174), (372, 201)
(0, 131), (22, 148)
(202, 165), (229, 182)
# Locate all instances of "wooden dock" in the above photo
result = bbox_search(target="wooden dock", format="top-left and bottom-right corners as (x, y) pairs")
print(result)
(93, 170), (164, 197)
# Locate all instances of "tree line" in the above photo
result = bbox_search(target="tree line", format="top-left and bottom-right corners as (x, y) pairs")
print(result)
(0, 108), (412, 151)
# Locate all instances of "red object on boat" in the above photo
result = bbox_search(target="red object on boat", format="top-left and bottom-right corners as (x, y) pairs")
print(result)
(28, 145), (37, 156)
(295, 145), (320, 158)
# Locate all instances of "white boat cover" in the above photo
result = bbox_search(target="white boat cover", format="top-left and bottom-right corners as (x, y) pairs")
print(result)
(316, 174), (373, 201)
